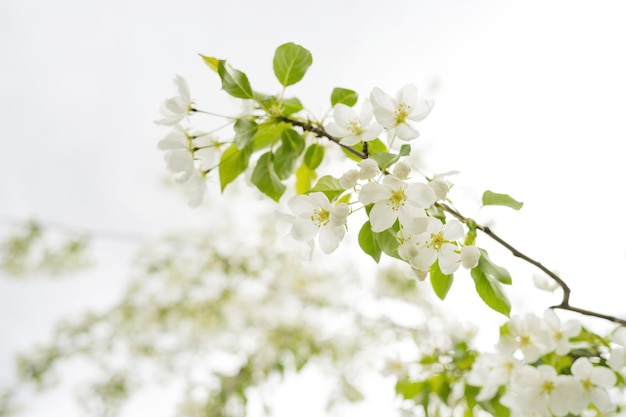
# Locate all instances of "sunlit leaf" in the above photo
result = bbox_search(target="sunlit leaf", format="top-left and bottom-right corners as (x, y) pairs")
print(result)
(251, 152), (286, 202)
(482, 190), (523, 210)
(273, 42), (313, 87)
(331, 88), (358, 107)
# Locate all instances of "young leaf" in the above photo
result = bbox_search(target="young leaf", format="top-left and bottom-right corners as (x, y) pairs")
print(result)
(273, 42), (313, 87)
(217, 60), (254, 99)
(477, 249), (512, 284)
(304, 144), (324, 169)
(251, 152), (286, 202)
(199, 54), (219, 72)
(308, 175), (343, 201)
(399, 144), (411, 156)
(331, 87), (358, 107)
(251, 121), (288, 150)
(359, 221), (381, 263)
(295, 163), (316, 194)
(219, 142), (254, 191)
(273, 129), (305, 179)
(430, 260), (453, 300)
(482, 190), (523, 210)
(369, 152), (400, 170)
(470, 267), (511, 317)
(374, 228), (401, 259)
(233, 118), (258, 149)
(281, 97), (303, 115)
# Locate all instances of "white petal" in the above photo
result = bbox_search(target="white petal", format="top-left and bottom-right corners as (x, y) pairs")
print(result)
(331, 203), (349, 226)
(408, 99), (434, 122)
(359, 181), (390, 204)
(288, 195), (316, 217)
(339, 135), (361, 146)
(395, 122), (420, 141)
(442, 220), (464, 241)
(325, 123), (351, 138)
(291, 219), (318, 241)
(405, 182), (436, 208)
(361, 123), (383, 141)
(411, 247), (437, 271)
(369, 202), (397, 232)
(309, 192), (331, 212)
(396, 84), (418, 106)
(318, 225), (341, 254)
(333, 103), (357, 127)
(590, 366), (617, 388)
(439, 243), (461, 274)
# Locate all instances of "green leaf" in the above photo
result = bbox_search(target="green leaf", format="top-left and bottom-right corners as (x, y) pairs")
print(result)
(303, 144), (324, 169)
(251, 121), (289, 150)
(295, 163), (316, 194)
(273, 42), (313, 87)
(217, 60), (254, 99)
(374, 228), (401, 259)
(399, 144), (411, 156)
(470, 267), (511, 317)
(309, 175), (343, 201)
(273, 129), (305, 179)
(396, 379), (428, 402)
(482, 190), (523, 210)
(281, 97), (303, 115)
(199, 54), (219, 72)
(251, 152), (286, 202)
(477, 249), (512, 284)
(430, 260), (453, 300)
(369, 152), (400, 170)
(219, 142), (254, 191)
(233, 118), (258, 149)
(331, 87), (358, 107)
(359, 221), (381, 263)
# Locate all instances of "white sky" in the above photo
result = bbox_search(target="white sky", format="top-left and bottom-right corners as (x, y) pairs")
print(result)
(2, 0), (626, 415)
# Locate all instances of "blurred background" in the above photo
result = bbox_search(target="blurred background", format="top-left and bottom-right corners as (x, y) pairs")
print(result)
(2, 0), (626, 415)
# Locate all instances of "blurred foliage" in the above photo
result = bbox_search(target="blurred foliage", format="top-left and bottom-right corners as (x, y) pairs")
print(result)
(0, 222), (460, 417)
(0, 220), (90, 278)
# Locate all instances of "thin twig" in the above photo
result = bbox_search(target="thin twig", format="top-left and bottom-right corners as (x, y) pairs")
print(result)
(282, 115), (626, 327)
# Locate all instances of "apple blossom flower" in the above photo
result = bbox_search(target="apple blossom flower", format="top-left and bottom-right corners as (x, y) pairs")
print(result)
(467, 351), (522, 401)
(608, 327), (626, 377)
(358, 175), (435, 233)
(392, 161), (411, 179)
(404, 218), (466, 274)
(288, 192), (349, 254)
(180, 169), (207, 208)
(193, 133), (226, 171)
(502, 365), (576, 417)
(369, 84), (434, 141)
(502, 314), (551, 363)
(158, 125), (195, 182)
(568, 357), (617, 414)
(542, 309), (581, 355)
(339, 159), (381, 189)
(155, 75), (193, 125)
(325, 101), (383, 146)
(533, 273), (560, 292)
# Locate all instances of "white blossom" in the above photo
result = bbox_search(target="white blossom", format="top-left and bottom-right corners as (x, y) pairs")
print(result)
(569, 357), (617, 414)
(288, 192), (349, 254)
(502, 314), (551, 363)
(369, 84), (433, 141)
(325, 101), (382, 146)
(467, 351), (522, 401)
(406, 218), (465, 274)
(158, 125), (195, 182)
(542, 309), (581, 355)
(155, 75), (192, 125)
(358, 175), (435, 233)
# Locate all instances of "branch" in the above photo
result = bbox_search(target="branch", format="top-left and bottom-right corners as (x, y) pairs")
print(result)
(282, 115), (626, 327)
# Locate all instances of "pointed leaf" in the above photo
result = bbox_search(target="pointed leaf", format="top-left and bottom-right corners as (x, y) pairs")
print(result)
(430, 260), (453, 300)
(304, 144), (324, 169)
(233, 118), (258, 149)
(477, 249), (512, 284)
(219, 142), (253, 191)
(273, 42), (313, 87)
(331, 87), (358, 107)
(199, 54), (219, 72)
(482, 190), (523, 210)
(308, 175), (343, 201)
(369, 152), (400, 170)
(470, 267), (511, 317)
(359, 221), (381, 263)
(374, 228), (401, 259)
(399, 144), (411, 156)
(251, 152), (286, 202)
(218, 60), (254, 99)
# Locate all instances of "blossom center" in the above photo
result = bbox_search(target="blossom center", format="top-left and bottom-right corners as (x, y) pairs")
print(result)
(388, 189), (407, 211)
(394, 102), (412, 124)
(540, 380), (555, 395)
(428, 232), (445, 250)
(311, 208), (330, 228)
(347, 118), (364, 135)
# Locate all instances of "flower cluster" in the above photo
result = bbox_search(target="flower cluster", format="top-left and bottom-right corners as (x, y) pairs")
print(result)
(467, 310), (625, 416)
(155, 76), (226, 207)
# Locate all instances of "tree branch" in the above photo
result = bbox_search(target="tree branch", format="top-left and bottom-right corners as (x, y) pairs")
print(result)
(282, 115), (626, 327)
